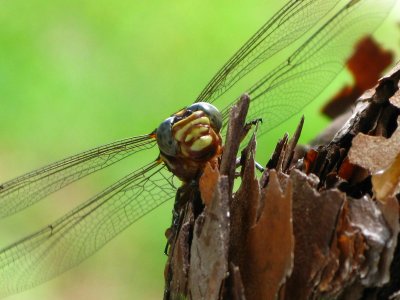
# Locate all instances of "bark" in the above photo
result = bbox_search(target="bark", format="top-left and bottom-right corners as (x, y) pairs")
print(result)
(164, 61), (400, 300)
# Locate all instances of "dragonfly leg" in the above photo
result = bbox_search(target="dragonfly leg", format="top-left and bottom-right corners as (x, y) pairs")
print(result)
(255, 161), (265, 172)
(164, 208), (180, 255)
(164, 194), (183, 255)
(242, 117), (262, 140)
(164, 181), (201, 255)
(232, 117), (264, 177)
(235, 157), (264, 176)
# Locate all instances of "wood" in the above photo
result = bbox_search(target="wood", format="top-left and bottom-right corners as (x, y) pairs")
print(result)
(164, 62), (400, 300)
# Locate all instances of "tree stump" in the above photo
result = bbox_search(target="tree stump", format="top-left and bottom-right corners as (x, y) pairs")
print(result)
(164, 62), (400, 300)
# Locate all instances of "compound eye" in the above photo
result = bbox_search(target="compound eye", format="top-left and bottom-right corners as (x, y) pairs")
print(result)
(187, 102), (222, 132)
(156, 117), (178, 156)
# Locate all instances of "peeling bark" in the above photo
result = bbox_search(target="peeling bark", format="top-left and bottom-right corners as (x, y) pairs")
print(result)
(164, 62), (400, 300)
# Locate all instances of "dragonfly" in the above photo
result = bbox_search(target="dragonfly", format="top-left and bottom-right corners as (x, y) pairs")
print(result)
(0, 0), (395, 298)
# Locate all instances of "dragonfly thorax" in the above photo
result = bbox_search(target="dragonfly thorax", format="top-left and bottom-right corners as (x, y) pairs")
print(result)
(156, 102), (223, 181)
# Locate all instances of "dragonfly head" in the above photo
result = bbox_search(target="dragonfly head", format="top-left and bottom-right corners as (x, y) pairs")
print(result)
(156, 102), (223, 180)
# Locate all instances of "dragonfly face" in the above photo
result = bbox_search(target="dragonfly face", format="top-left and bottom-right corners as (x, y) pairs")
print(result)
(156, 102), (223, 181)
(0, 0), (395, 298)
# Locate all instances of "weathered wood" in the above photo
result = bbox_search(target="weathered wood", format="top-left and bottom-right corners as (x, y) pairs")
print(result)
(164, 62), (400, 300)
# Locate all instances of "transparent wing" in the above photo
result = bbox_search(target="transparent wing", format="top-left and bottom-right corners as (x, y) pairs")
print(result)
(0, 0), (395, 297)
(0, 161), (175, 298)
(218, 0), (394, 137)
(0, 134), (157, 218)
(195, 0), (342, 104)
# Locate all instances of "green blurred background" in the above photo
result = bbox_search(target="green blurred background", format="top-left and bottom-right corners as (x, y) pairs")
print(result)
(0, 0), (399, 299)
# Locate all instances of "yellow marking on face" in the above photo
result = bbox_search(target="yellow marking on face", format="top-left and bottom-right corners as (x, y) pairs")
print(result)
(174, 114), (210, 141)
(191, 135), (212, 152)
(185, 127), (209, 143)
(181, 146), (190, 157)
